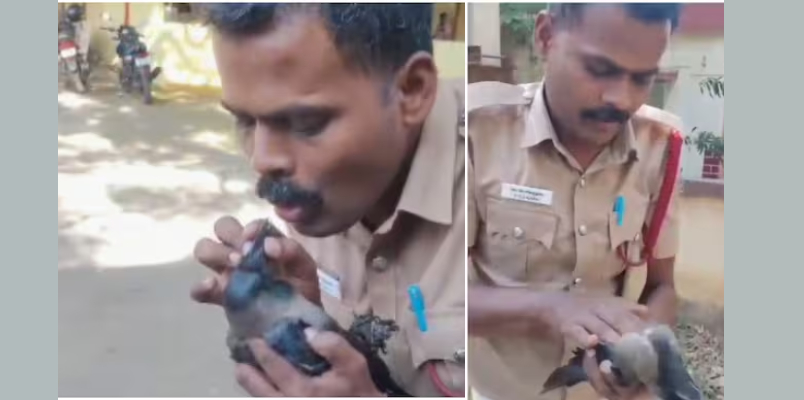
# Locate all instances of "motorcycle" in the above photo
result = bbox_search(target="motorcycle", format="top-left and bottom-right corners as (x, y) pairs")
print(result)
(58, 21), (89, 93)
(105, 25), (161, 105)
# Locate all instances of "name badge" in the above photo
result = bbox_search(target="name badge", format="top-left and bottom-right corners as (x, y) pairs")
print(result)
(317, 268), (342, 300)
(501, 183), (553, 206)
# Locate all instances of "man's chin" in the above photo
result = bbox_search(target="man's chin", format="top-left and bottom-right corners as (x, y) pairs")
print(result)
(287, 216), (352, 238)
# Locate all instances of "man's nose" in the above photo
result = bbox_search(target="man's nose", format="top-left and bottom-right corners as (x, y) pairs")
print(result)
(601, 79), (637, 112)
(249, 121), (293, 177)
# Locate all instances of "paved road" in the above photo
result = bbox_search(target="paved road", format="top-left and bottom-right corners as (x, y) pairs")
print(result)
(58, 80), (280, 397)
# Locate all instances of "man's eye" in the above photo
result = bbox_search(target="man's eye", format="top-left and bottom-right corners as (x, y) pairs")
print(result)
(290, 116), (330, 137)
(632, 74), (656, 87)
(586, 63), (619, 78)
(235, 116), (255, 132)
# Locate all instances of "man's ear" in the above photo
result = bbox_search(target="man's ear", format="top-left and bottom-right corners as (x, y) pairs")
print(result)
(534, 10), (555, 60)
(392, 52), (438, 129)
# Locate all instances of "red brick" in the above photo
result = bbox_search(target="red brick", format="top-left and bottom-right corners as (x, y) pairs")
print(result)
(678, 4), (724, 36)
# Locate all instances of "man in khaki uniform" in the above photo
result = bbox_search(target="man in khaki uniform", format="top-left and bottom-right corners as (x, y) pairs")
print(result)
(467, 4), (684, 400)
(188, 3), (465, 397)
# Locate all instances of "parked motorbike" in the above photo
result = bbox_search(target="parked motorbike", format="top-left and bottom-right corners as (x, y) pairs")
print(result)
(104, 25), (161, 105)
(58, 21), (89, 93)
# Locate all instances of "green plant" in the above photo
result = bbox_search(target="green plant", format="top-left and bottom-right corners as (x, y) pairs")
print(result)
(684, 128), (724, 160)
(685, 76), (724, 163)
(500, 4), (547, 45)
(699, 76), (724, 98)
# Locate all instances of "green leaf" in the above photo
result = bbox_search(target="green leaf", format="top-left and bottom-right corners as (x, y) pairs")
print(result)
(500, 3), (548, 45)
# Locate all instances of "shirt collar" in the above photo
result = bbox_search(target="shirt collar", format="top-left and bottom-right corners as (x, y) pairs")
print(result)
(380, 79), (458, 231)
(521, 83), (639, 163)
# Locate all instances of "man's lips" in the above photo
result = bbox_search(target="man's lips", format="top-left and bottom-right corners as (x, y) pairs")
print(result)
(273, 205), (308, 224)
(591, 120), (623, 134)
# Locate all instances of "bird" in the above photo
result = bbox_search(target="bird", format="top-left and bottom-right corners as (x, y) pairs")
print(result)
(222, 222), (411, 397)
(541, 324), (703, 400)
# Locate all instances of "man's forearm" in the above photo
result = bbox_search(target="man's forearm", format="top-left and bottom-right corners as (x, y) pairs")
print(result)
(468, 284), (557, 338)
(639, 256), (679, 326)
(639, 283), (677, 326)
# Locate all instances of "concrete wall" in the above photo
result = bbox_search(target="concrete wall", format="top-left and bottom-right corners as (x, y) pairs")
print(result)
(659, 35), (725, 181)
(84, 3), (466, 90)
(467, 3), (501, 66)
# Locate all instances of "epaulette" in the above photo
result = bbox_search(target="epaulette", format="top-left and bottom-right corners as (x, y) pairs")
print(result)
(466, 81), (533, 114)
(635, 104), (686, 137)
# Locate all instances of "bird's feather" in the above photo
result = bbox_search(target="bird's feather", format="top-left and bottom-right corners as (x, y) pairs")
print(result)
(222, 222), (411, 397)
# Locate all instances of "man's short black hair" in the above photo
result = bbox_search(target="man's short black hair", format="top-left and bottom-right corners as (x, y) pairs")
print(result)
(203, 3), (434, 76)
(549, 3), (683, 31)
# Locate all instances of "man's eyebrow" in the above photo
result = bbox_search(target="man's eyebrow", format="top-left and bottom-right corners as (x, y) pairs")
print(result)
(582, 53), (660, 76)
(219, 101), (243, 116)
(219, 102), (336, 121)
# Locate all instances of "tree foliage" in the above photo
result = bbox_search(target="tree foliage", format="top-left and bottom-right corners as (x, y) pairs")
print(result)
(500, 3), (547, 45)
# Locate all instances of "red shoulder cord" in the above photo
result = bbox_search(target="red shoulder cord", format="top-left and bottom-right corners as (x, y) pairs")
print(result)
(427, 362), (461, 397)
(617, 129), (684, 267)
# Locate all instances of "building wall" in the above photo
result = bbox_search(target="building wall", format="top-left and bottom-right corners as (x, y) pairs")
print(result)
(467, 3), (501, 66)
(83, 3), (465, 90)
(659, 35), (725, 181)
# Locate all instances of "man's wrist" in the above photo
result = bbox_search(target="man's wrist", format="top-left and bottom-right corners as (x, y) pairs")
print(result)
(523, 290), (564, 335)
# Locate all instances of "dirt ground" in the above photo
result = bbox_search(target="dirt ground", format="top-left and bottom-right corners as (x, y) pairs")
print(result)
(624, 197), (725, 399)
(58, 74), (272, 396)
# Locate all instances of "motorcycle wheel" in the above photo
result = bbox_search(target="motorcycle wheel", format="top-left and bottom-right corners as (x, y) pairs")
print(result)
(72, 71), (87, 93)
(119, 64), (133, 94)
(139, 66), (153, 105)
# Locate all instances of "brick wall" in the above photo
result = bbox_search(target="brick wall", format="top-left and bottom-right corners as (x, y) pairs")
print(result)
(701, 151), (723, 179)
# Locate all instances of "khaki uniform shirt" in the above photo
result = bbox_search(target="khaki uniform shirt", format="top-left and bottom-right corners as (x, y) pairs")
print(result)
(289, 78), (467, 397)
(466, 81), (684, 400)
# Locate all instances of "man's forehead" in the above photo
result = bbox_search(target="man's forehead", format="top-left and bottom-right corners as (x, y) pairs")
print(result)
(559, 9), (669, 71)
(213, 18), (354, 117)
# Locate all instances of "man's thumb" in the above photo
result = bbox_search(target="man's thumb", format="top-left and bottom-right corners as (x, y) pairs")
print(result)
(305, 328), (356, 367)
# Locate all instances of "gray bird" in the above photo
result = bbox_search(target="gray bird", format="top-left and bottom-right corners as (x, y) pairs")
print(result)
(223, 222), (411, 397)
(541, 324), (703, 400)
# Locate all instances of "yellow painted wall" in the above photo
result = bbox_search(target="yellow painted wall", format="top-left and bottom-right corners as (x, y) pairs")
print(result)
(86, 3), (465, 90)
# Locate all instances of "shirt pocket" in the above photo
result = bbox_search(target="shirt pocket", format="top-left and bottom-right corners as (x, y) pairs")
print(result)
(480, 197), (559, 282)
(405, 307), (465, 397)
(608, 189), (651, 267)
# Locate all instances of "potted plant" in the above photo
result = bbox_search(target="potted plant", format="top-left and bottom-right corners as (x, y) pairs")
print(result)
(684, 76), (724, 179)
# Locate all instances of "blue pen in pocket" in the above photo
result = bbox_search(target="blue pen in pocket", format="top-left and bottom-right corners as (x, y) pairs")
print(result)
(614, 196), (625, 226)
(408, 285), (428, 332)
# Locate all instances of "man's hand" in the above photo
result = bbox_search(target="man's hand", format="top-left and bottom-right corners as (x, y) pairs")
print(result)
(548, 292), (650, 348)
(190, 216), (321, 306)
(235, 328), (385, 397)
(582, 349), (652, 400)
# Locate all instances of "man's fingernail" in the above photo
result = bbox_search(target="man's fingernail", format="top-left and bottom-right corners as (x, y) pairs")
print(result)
(600, 360), (613, 374)
(264, 238), (280, 257)
(304, 327), (318, 342)
(247, 338), (263, 349)
(228, 252), (241, 266)
(241, 241), (254, 255)
(202, 277), (216, 289)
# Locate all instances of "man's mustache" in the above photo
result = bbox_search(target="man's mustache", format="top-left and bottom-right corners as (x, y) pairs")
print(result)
(581, 106), (630, 124)
(256, 177), (323, 211)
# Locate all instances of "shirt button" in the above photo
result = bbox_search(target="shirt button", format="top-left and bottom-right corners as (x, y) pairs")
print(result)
(573, 277), (582, 286)
(453, 348), (465, 364)
(579, 177), (586, 188)
(634, 232), (642, 241)
(370, 256), (389, 272)
(578, 225), (588, 236)
(513, 227), (524, 239)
